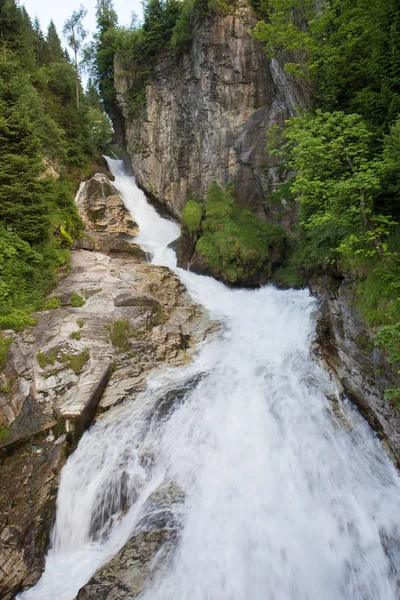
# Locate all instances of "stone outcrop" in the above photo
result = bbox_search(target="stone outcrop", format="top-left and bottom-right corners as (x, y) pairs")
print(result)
(114, 0), (303, 222)
(312, 276), (400, 464)
(0, 434), (67, 599)
(77, 173), (139, 237)
(0, 174), (212, 597)
(75, 482), (183, 600)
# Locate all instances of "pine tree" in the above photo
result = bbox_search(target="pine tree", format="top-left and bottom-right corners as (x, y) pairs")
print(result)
(46, 20), (65, 63)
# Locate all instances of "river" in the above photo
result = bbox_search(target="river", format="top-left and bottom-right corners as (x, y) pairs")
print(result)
(20, 159), (400, 600)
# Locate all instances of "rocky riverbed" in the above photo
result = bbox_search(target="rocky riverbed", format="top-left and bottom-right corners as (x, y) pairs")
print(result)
(0, 173), (213, 599)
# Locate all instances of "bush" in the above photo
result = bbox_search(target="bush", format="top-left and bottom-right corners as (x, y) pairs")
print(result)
(182, 199), (204, 233)
(194, 182), (286, 284)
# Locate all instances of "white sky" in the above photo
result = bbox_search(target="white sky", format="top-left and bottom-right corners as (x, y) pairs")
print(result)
(21, 0), (143, 41)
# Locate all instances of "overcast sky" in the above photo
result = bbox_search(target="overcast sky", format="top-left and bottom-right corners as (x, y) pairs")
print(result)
(22, 0), (143, 41)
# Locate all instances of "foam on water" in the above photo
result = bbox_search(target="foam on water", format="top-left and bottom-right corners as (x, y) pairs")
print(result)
(20, 160), (400, 600)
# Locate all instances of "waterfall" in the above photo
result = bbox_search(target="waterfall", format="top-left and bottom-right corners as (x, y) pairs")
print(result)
(20, 160), (400, 600)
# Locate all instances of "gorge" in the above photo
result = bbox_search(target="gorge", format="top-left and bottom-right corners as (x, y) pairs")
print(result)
(18, 160), (400, 600)
(2, 0), (400, 598)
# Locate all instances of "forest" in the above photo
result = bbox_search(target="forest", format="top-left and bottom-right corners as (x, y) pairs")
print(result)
(0, 0), (111, 359)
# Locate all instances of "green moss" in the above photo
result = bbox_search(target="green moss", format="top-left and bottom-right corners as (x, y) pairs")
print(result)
(60, 348), (89, 374)
(195, 182), (285, 284)
(70, 292), (86, 307)
(76, 318), (85, 328)
(37, 347), (59, 369)
(0, 425), (10, 441)
(272, 266), (305, 289)
(0, 334), (11, 370)
(70, 330), (81, 340)
(182, 199), (204, 233)
(110, 320), (131, 352)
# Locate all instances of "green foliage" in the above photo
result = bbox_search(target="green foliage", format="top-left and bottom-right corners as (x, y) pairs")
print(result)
(70, 292), (86, 307)
(37, 347), (59, 368)
(76, 318), (85, 328)
(195, 182), (285, 284)
(272, 265), (305, 289)
(70, 330), (81, 340)
(0, 334), (11, 369)
(37, 346), (89, 374)
(44, 297), (61, 310)
(275, 110), (394, 267)
(110, 320), (131, 351)
(182, 199), (204, 233)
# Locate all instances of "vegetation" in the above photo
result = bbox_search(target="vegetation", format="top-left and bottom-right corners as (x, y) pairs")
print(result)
(37, 346), (89, 374)
(109, 319), (131, 351)
(0, 0), (112, 335)
(182, 199), (204, 233)
(253, 0), (400, 402)
(0, 334), (11, 369)
(86, 0), (263, 116)
(70, 292), (86, 307)
(188, 182), (285, 284)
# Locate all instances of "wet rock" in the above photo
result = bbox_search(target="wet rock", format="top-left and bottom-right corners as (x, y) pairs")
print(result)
(0, 435), (67, 599)
(311, 275), (400, 464)
(75, 482), (183, 600)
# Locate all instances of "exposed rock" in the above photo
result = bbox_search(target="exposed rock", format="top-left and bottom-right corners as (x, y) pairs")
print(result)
(0, 435), (67, 599)
(77, 173), (139, 237)
(75, 482), (183, 600)
(114, 0), (304, 222)
(311, 275), (400, 464)
(0, 174), (213, 595)
(113, 293), (162, 309)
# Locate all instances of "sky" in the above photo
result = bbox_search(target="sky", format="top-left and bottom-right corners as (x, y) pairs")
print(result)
(21, 0), (143, 41)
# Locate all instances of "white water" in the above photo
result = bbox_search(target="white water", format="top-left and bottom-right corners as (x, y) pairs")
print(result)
(20, 160), (400, 600)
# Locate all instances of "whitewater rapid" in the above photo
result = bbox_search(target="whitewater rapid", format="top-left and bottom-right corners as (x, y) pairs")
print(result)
(20, 159), (400, 600)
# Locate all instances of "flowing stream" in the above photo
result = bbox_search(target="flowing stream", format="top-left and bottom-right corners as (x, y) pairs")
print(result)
(20, 159), (400, 600)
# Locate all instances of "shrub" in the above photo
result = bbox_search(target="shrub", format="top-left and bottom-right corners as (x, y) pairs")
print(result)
(182, 199), (204, 233)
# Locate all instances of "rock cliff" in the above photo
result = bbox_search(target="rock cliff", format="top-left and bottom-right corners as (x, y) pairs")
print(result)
(113, 0), (303, 221)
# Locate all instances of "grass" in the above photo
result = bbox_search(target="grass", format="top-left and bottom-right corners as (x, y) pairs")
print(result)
(70, 292), (86, 307)
(37, 347), (59, 369)
(76, 318), (85, 328)
(44, 297), (61, 310)
(60, 348), (89, 374)
(109, 320), (131, 352)
(37, 346), (89, 374)
(70, 330), (81, 340)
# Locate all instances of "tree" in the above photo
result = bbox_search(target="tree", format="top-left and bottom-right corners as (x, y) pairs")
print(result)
(46, 20), (65, 63)
(63, 5), (87, 108)
(276, 110), (394, 265)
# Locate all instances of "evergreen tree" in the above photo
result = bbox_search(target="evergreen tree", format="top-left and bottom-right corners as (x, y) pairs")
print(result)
(46, 20), (65, 63)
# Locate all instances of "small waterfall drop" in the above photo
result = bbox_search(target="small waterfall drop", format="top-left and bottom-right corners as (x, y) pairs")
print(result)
(20, 160), (400, 600)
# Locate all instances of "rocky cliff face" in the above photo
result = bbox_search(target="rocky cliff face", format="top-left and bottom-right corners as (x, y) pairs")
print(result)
(114, 0), (303, 221)
(312, 276), (400, 464)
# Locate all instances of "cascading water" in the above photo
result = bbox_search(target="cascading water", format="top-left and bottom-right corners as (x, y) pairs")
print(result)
(20, 159), (400, 600)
